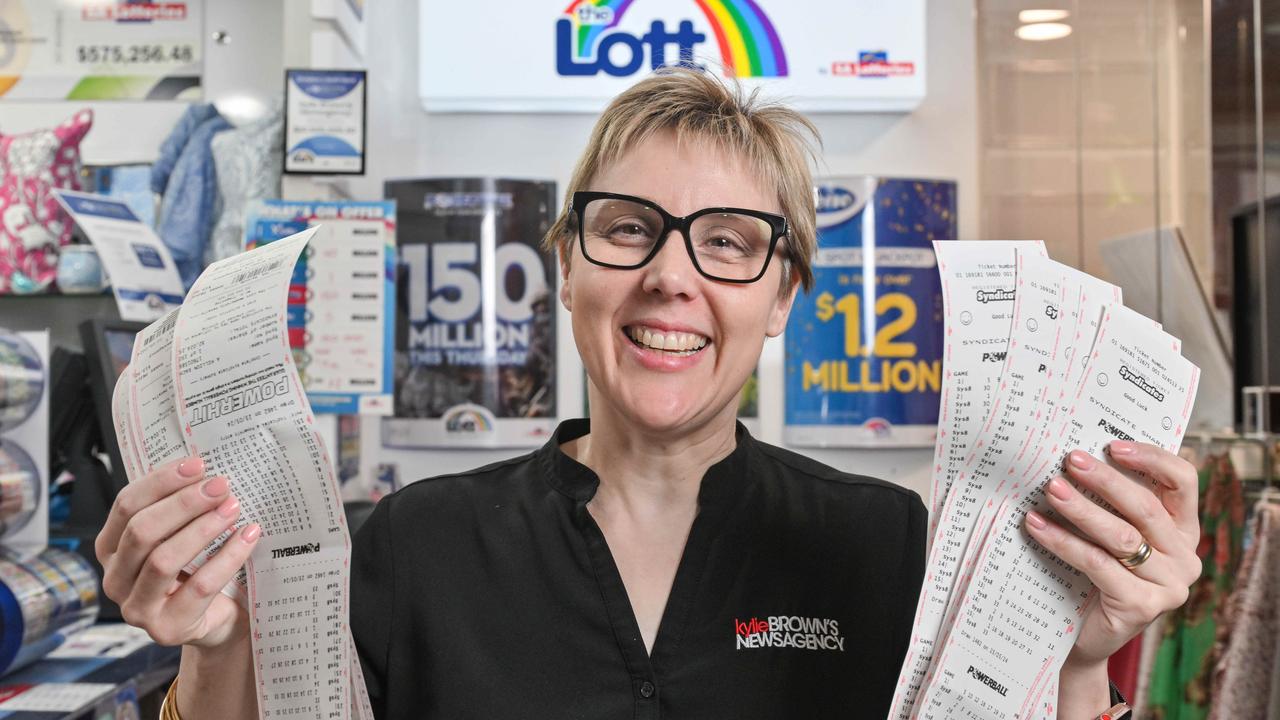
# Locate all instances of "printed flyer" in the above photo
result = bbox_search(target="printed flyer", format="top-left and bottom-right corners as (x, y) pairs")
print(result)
(784, 177), (954, 447)
(242, 199), (396, 415)
(284, 69), (367, 174)
(0, 0), (203, 100)
(383, 178), (557, 448)
(53, 190), (185, 322)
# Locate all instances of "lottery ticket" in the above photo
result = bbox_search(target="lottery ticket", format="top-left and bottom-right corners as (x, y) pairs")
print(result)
(112, 228), (373, 720)
(906, 256), (1123, 710)
(927, 241), (1046, 531)
(893, 241), (1046, 719)
(906, 256), (1123, 719)
(109, 371), (144, 484)
(891, 241), (1199, 720)
(912, 305), (1197, 719)
(127, 308), (185, 475)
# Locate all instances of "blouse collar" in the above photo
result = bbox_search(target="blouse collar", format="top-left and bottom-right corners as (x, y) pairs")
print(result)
(536, 418), (755, 509)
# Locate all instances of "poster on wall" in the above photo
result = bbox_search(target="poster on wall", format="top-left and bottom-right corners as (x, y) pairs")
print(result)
(383, 178), (557, 448)
(242, 199), (396, 415)
(0, 1), (203, 100)
(419, 0), (924, 112)
(784, 177), (954, 448)
(284, 69), (367, 175)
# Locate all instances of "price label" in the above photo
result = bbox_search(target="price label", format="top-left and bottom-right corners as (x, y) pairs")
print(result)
(75, 43), (196, 66)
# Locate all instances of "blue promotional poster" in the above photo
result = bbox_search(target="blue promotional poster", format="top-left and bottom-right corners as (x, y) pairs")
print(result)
(784, 177), (954, 447)
(242, 200), (396, 415)
(284, 69), (366, 174)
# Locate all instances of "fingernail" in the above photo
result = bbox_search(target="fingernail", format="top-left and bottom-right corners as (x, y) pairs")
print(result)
(242, 523), (261, 543)
(1068, 450), (1094, 470)
(1047, 477), (1071, 501)
(178, 457), (205, 477)
(200, 476), (229, 498)
(1026, 511), (1048, 530)
(215, 496), (240, 519)
(1109, 440), (1136, 456)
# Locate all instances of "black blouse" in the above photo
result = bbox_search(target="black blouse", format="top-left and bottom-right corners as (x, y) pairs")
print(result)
(351, 419), (926, 719)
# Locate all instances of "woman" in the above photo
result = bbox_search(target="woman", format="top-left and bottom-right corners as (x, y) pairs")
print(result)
(95, 68), (1201, 719)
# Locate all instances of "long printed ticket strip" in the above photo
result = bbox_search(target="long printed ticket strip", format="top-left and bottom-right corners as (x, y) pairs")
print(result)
(890, 243), (1199, 720)
(910, 254), (1124, 711)
(905, 240), (1046, 710)
(110, 228), (373, 720)
(928, 241), (1046, 536)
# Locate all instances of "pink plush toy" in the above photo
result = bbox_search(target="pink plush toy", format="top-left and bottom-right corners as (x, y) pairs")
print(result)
(0, 110), (93, 293)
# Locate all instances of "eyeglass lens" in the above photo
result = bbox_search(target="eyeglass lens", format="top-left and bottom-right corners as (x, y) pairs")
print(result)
(581, 197), (774, 281)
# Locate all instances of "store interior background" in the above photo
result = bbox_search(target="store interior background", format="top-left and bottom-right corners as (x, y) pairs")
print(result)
(1, 0), (1275, 503)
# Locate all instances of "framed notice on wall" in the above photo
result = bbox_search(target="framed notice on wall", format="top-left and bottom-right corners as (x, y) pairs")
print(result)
(284, 69), (367, 175)
(419, 0), (925, 112)
(0, 0), (204, 100)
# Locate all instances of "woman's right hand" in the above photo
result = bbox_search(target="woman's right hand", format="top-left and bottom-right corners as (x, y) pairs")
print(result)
(95, 457), (261, 649)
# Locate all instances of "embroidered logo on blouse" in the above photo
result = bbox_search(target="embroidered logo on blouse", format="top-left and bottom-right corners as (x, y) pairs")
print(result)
(734, 616), (845, 652)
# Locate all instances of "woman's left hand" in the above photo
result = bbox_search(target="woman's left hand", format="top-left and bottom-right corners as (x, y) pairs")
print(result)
(1025, 440), (1201, 668)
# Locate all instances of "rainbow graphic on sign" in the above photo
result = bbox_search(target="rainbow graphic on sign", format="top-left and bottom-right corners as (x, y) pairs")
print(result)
(561, 0), (789, 77)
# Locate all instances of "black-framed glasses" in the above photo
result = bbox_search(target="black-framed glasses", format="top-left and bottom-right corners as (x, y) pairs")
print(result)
(571, 191), (789, 284)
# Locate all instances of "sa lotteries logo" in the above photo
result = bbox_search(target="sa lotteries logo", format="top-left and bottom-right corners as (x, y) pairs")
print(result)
(556, 0), (789, 78)
(81, 1), (189, 22)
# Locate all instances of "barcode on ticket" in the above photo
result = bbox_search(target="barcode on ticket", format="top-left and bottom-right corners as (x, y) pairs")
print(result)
(234, 258), (287, 285)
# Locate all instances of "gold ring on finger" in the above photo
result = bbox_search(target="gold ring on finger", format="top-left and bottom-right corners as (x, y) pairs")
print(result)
(1116, 540), (1152, 569)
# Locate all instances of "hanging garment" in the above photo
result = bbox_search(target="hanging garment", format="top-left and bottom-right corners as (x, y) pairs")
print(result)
(1207, 502), (1279, 720)
(150, 103), (219, 195)
(151, 104), (231, 288)
(1146, 454), (1246, 720)
(1134, 612), (1168, 718)
(206, 107), (283, 266)
(1109, 634), (1142, 704)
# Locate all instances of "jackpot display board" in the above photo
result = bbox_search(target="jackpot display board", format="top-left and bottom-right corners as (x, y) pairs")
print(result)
(0, 1), (203, 100)
(383, 178), (557, 448)
(784, 177), (954, 447)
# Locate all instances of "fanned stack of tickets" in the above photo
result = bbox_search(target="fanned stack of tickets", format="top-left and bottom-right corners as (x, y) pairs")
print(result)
(112, 228), (373, 719)
(888, 242), (1201, 720)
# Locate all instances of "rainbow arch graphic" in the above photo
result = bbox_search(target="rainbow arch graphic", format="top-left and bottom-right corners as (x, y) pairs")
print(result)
(444, 406), (495, 433)
(561, 0), (789, 77)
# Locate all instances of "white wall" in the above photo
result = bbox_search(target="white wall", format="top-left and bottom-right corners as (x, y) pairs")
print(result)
(352, 0), (979, 504)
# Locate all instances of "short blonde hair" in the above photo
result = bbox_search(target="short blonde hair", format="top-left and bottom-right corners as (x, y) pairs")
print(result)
(544, 66), (819, 293)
